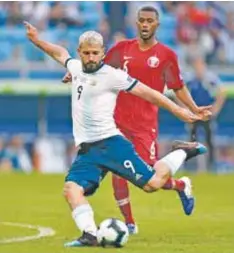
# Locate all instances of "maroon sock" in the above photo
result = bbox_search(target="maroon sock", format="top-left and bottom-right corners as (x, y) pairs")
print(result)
(112, 174), (135, 224)
(162, 178), (185, 191)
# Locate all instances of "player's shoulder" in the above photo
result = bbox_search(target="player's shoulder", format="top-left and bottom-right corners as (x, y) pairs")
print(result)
(111, 39), (137, 50)
(66, 58), (82, 73)
(102, 64), (128, 82)
(67, 58), (81, 67)
(156, 42), (177, 57)
(103, 63), (123, 74)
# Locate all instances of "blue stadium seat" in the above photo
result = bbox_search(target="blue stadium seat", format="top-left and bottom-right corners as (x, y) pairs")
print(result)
(160, 14), (177, 29)
(23, 41), (45, 61)
(81, 12), (101, 29)
(0, 40), (13, 61)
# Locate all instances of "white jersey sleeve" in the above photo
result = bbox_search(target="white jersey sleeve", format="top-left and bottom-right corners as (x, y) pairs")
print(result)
(65, 58), (82, 76)
(111, 68), (138, 92)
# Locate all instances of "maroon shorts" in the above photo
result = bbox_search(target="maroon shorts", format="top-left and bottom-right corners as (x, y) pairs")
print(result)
(119, 127), (158, 166)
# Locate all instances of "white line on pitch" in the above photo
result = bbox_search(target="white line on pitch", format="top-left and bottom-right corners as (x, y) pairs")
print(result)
(0, 221), (56, 244)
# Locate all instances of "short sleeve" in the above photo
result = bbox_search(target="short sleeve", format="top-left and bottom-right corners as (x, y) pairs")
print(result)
(112, 68), (138, 92)
(164, 51), (184, 90)
(65, 58), (81, 76)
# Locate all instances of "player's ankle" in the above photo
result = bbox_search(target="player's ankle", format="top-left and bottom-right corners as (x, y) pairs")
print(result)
(125, 218), (135, 225)
(174, 179), (185, 191)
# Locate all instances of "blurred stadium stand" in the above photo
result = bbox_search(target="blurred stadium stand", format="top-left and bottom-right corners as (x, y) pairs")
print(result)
(0, 1), (233, 173)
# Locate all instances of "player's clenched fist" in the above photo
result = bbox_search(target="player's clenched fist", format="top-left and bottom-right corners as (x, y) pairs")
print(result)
(23, 21), (38, 41)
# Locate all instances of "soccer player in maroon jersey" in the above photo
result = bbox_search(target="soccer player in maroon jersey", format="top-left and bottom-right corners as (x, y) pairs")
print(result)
(62, 6), (211, 234)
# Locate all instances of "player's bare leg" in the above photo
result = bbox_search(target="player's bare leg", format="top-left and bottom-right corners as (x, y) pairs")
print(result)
(169, 140), (207, 215)
(112, 174), (138, 235)
(63, 182), (98, 247)
(142, 141), (207, 204)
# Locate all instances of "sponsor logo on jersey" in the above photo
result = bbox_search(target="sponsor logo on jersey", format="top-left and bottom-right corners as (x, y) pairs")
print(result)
(147, 56), (160, 68)
(123, 56), (133, 60)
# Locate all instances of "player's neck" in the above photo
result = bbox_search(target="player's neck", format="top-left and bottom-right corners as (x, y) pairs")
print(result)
(138, 37), (158, 51)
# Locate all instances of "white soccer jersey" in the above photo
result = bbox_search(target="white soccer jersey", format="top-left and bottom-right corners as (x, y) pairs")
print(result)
(66, 58), (138, 147)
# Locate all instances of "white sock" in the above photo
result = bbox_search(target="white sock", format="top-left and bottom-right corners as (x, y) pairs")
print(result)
(160, 149), (187, 176)
(72, 204), (97, 236)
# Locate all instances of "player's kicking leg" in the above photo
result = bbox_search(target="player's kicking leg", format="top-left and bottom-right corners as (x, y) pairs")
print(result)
(105, 136), (206, 214)
(170, 140), (207, 215)
(145, 140), (206, 215)
(142, 140), (206, 191)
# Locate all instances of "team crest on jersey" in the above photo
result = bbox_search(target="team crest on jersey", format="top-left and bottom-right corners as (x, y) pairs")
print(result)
(79, 76), (96, 86)
(147, 56), (160, 68)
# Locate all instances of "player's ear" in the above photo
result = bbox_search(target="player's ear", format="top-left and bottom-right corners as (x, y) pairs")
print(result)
(77, 46), (81, 57)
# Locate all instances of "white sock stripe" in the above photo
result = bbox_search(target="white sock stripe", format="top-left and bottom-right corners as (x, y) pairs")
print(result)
(117, 198), (129, 206)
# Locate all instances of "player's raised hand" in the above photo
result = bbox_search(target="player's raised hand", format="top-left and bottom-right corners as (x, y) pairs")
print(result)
(23, 21), (39, 41)
(62, 72), (72, 83)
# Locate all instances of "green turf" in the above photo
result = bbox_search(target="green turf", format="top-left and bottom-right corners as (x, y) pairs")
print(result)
(0, 173), (234, 253)
(0, 225), (35, 238)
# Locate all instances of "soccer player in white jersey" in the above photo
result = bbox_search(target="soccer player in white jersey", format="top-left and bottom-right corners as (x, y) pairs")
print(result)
(24, 21), (209, 247)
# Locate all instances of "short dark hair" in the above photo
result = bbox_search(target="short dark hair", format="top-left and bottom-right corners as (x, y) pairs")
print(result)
(138, 6), (159, 18)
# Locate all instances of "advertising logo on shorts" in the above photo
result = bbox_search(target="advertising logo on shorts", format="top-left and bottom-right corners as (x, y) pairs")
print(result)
(147, 56), (159, 68)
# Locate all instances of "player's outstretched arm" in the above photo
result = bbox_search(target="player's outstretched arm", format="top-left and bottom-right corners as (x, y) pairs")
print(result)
(130, 82), (201, 123)
(24, 21), (70, 66)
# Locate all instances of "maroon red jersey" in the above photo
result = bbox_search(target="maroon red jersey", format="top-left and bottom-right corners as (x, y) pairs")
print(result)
(104, 39), (184, 135)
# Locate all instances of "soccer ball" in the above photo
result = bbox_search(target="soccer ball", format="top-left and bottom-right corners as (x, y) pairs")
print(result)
(97, 218), (129, 247)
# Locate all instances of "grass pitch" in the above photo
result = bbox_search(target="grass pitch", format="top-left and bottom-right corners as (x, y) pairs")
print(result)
(0, 173), (234, 253)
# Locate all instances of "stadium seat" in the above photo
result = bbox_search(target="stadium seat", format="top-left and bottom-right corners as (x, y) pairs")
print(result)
(0, 40), (13, 61)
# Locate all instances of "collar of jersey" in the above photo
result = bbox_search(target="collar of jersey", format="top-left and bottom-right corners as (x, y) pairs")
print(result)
(82, 61), (105, 74)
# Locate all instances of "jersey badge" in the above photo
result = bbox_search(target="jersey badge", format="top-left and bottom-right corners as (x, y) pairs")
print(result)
(147, 56), (160, 68)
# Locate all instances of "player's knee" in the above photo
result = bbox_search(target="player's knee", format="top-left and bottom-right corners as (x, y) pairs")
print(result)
(143, 172), (169, 192)
(63, 181), (84, 201)
(143, 184), (158, 193)
(143, 175), (160, 192)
